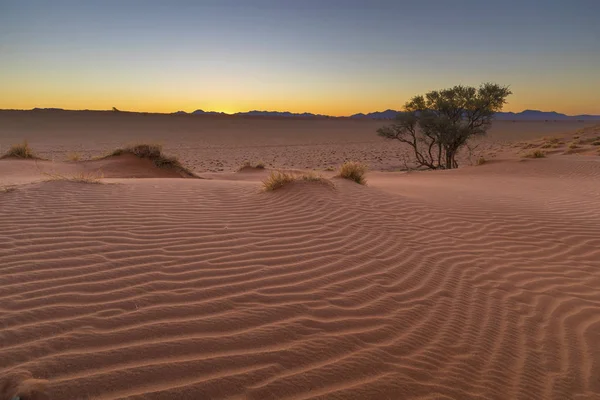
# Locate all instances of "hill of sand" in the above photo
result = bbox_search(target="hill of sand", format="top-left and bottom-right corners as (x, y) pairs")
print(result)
(2, 148), (600, 399)
(1, 116), (600, 399)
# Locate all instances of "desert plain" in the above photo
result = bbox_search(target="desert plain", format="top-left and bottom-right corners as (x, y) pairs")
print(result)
(1, 111), (600, 399)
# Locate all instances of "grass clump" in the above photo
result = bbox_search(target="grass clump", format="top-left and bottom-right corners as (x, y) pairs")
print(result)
(523, 150), (546, 159)
(44, 171), (104, 184)
(1, 185), (17, 193)
(567, 142), (579, 150)
(67, 152), (82, 161)
(338, 161), (367, 185)
(541, 142), (559, 149)
(108, 143), (195, 177)
(1, 140), (38, 159)
(262, 170), (330, 191)
(238, 160), (266, 171)
(476, 156), (486, 165)
(592, 140), (600, 146)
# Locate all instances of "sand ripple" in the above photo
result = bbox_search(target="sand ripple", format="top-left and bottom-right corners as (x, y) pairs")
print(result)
(1, 158), (600, 399)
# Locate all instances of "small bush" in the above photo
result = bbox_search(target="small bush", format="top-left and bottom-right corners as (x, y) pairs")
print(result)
(476, 156), (486, 165)
(1, 140), (37, 159)
(1, 185), (17, 193)
(591, 140), (600, 146)
(239, 160), (266, 171)
(67, 152), (81, 161)
(541, 143), (559, 149)
(262, 170), (329, 191)
(568, 142), (579, 150)
(523, 150), (546, 159)
(338, 161), (367, 185)
(44, 171), (104, 184)
(108, 143), (195, 177)
(543, 136), (561, 144)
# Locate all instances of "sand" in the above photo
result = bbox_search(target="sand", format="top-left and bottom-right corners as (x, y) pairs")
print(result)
(1, 114), (600, 399)
(0, 110), (596, 172)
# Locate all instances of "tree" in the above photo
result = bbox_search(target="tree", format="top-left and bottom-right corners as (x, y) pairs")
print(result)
(377, 83), (512, 170)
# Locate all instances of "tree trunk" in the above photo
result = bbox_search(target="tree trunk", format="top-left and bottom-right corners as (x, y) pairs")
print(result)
(445, 152), (453, 169)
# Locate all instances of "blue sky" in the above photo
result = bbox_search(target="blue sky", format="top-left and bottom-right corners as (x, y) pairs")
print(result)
(1, 0), (599, 114)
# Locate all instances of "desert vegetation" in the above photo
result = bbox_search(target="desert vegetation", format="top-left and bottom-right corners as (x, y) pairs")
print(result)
(262, 170), (329, 191)
(43, 171), (104, 184)
(67, 152), (82, 161)
(1, 140), (38, 159)
(338, 161), (367, 184)
(108, 143), (196, 177)
(523, 150), (546, 158)
(377, 83), (512, 170)
(238, 160), (266, 171)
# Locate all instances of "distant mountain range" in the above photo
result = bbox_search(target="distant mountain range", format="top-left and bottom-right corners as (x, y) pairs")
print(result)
(190, 109), (600, 120)
(190, 109), (329, 118)
(349, 109), (600, 121)
(11, 107), (600, 121)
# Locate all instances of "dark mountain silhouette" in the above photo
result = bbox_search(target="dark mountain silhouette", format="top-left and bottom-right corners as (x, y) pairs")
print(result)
(191, 109), (227, 115)
(350, 109), (399, 119)
(350, 109), (600, 121)
(237, 110), (327, 118)
(10, 108), (600, 120)
(32, 107), (65, 111)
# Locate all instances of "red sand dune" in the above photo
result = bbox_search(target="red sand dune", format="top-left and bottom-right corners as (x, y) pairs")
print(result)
(1, 116), (600, 399)
(2, 155), (600, 399)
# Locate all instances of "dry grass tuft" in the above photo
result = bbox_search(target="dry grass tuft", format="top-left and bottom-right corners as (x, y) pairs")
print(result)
(523, 150), (546, 159)
(44, 171), (104, 184)
(1, 185), (18, 193)
(262, 170), (330, 191)
(1, 140), (38, 159)
(476, 156), (486, 165)
(541, 142), (560, 149)
(67, 152), (82, 162)
(108, 143), (196, 177)
(238, 160), (266, 171)
(567, 142), (579, 150)
(338, 161), (367, 185)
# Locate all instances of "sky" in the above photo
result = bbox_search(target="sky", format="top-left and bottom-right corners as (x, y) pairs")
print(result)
(1, 0), (599, 116)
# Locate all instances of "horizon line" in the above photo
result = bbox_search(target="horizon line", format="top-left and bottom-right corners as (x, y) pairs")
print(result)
(2, 107), (600, 118)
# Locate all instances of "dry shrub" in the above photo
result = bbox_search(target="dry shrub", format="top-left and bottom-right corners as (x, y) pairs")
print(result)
(239, 160), (266, 171)
(67, 152), (81, 161)
(541, 143), (559, 149)
(44, 171), (104, 184)
(476, 156), (486, 165)
(338, 161), (367, 184)
(262, 170), (329, 191)
(109, 143), (195, 177)
(1, 140), (38, 159)
(523, 150), (546, 159)
(1, 185), (17, 193)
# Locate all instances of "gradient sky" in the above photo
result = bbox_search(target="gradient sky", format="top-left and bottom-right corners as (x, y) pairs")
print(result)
(1, 0), (599, 115)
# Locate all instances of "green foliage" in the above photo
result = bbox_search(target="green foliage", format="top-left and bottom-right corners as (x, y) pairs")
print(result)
(377, 83), (512, 170)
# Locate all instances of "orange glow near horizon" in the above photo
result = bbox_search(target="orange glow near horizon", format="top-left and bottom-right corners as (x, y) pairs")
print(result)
(2, 2), (599, 117)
